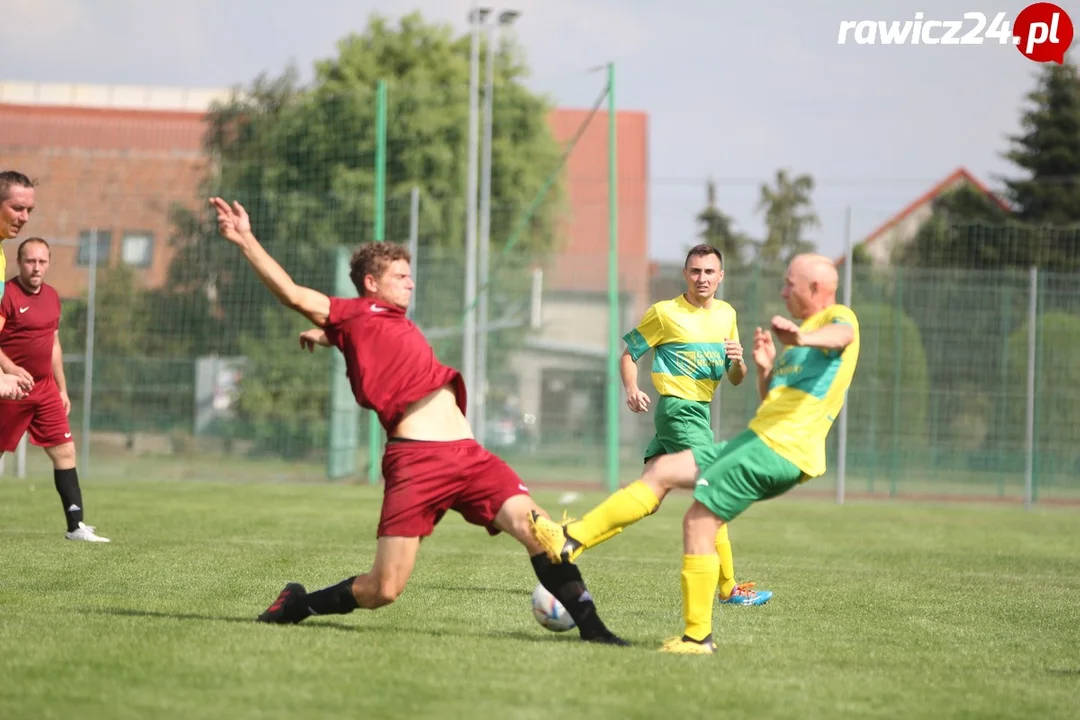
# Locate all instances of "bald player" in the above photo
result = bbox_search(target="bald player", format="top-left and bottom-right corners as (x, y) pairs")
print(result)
(1, 171), (36, 299)
(529, 254), (860, 654)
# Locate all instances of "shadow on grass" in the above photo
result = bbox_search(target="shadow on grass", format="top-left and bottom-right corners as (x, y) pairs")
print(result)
(80, 607), (629, 647)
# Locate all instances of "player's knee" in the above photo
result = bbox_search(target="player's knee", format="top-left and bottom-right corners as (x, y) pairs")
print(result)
(644, 454), (695, 491)
(372, 578), (405, 607)
(47, 442), (76, 467)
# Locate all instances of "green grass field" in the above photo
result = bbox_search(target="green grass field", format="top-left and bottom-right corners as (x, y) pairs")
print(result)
(2, 478), (1078, 719)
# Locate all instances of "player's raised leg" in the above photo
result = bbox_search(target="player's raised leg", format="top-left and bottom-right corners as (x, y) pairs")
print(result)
(528, 449), (701, 564)
(258, 535), (422, 624)
(494, 494), (628, 646)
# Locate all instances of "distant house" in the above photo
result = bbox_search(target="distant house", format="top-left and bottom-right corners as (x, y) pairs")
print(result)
(836, 167), (1012, 268)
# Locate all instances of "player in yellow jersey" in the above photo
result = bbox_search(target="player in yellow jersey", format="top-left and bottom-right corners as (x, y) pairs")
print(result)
(618, 244), (770, 606)
(530, 253), (860, 654)
(0, 171), (37, 299)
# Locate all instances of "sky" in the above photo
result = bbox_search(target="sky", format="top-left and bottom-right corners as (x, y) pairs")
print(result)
(2, 0), (1078, 262)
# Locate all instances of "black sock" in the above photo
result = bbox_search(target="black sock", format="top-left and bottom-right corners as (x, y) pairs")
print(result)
(54, 468), (84, 533)
(530, 553), (613, 640)
(305, 577), (360, 615)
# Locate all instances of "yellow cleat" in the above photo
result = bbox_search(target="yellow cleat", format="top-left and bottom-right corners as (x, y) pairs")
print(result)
(528, 510), (584, 564)
(660, 636), (717, 655)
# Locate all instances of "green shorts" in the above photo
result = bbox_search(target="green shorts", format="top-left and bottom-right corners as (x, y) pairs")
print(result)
(690, 429), (806, 522)
(643, 396), (714, 462)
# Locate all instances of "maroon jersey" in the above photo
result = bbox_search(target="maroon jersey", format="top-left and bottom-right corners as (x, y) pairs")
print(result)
(323, 297), (467, 433)
(0, 279), (61, 382)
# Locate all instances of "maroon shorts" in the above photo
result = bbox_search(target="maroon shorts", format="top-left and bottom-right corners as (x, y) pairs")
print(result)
(0, 375), (72, 453)
(377, 438), (530, 538)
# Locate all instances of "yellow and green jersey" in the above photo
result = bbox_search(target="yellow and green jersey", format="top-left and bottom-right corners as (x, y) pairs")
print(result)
(0, 248), (6, 297)
(623, 294), (740, 402)
(749, 304), (860, 478)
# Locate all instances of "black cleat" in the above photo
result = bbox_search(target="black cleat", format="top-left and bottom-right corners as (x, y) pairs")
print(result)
(583, 633), (631, 647)
(257, 583), (310, 624)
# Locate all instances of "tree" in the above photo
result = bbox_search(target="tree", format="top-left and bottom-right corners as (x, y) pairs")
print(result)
(162, 12), (564, 358)
(892, 184), (1013, 269)
(694, 178), (755, 269)
(1002, 59), (1080, 226)
(1006, 312), (1080, 478)
(756, 169), (819, 265)
(60, 266), (195, 445)
(155, 12), (565, 458)
(844, 302), (929, 466)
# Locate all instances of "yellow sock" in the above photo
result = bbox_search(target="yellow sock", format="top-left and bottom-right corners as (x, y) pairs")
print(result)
(568, 480), (660, 548)
(715, 524), (737, 599)
(681, 554), (720, 643)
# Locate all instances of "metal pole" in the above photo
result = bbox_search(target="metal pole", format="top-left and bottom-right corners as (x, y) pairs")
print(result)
(836, 205), (853, 505)
(407, 186), (420, 321)
(15, 431), (27, 478)
(81, 228), (98, 478)
(1024, 265), (1037, 511)
(367, 79), (388, 485)
(476, 18), (496, 446)
(605, 62), (620, 492)
(463, 3), (485, 425)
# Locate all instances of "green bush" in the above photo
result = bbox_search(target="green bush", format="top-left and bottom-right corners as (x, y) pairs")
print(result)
(845, 302), (930, 458)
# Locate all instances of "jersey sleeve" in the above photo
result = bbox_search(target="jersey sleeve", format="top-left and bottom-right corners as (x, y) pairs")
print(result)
(622, 304), (665, 361)
(0, 284), (12, 323)
(323, 297), (357, 348)
(825, 304), (858, 328)
(821, 305), (858, 357)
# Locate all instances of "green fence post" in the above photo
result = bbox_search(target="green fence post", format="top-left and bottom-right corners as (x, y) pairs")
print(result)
(890, 267), (903, 496)
(328, 246), (359, 479)
(367, 78), (388, 485)
(605, 62), (621, 492)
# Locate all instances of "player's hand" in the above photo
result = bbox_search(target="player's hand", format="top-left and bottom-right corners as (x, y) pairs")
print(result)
(770, 315), (802, 347)
(299, 328), (329, 352)
(626, 388), (650, 413)
(0, 373), (30, 400)
(723, 338), (744, 366)
(752, 327), (776, 371)
(59, 390), (71, 415)
(7, 365), (34, 386)
(209, 197), (253, 246)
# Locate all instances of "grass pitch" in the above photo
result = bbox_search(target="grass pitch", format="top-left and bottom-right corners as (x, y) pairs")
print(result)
(1, 478), (1078, 719)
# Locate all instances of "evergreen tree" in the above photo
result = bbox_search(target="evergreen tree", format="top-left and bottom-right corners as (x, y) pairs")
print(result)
(1002, 59), (1080, 225)
(756, 169), (819, 265)
(694, 178), (754, 269)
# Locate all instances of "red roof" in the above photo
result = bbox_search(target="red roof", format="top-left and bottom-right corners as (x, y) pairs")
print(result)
(835, 167), (1011, 265)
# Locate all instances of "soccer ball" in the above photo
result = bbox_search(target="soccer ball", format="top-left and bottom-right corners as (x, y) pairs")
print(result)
(531, 582), (575, 632)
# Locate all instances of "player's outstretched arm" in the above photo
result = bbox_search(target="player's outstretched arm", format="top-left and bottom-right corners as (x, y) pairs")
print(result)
(209, 197), (331, 327)
(771, 315), (853, 351)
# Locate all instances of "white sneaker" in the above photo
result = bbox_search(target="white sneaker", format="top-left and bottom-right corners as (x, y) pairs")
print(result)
(65, 522), (110, 543)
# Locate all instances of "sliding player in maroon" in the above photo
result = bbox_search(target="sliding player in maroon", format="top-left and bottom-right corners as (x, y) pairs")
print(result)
(210, 198), (626, 645)
(0, 238), (109, 542)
